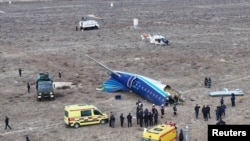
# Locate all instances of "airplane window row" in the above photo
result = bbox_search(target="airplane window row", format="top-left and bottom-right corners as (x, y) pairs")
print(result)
(134, 83), (165, 102)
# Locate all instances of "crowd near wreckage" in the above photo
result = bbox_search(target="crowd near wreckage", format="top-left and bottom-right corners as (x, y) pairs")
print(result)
(86, 55), (184, 106)
(141, 33), (169, 46)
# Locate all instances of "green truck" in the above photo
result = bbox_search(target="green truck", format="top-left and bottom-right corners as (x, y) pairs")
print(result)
(36, 72), (54, 101)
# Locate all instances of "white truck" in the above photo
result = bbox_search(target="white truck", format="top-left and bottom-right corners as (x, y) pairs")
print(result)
(76, 17), (99, 31)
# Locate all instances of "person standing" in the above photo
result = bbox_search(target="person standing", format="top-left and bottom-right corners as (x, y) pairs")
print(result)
(160, 104), (164, 118)
(231, 93), (235, 107)
(136, 107), (140, 124)
(139, 110), (143, 127)
(173, 104), (177, 116)
(4, 116), (12, 130)
(151, 104), (156, 115)
(194, 104), (200, 119)
(109, 112), (115, 128)
(220, 96), (224, 105)
(58, 70), (62, 79)
(120, 113), (124, 127)
(207, 77), (212, 88)
(179, 129), (184, 141)
(204, 77), (208, 88)
(206, 105), (211, 118)
(202, 105), (206, 120)
(216, 106), (222, 121)
(110, 113), (115, 128)
(144, 113), (148, 128)
(127, 113), (132, 127)
(18, 68), (22, 77)
(221, 104), (226, 117)
(153, 109), (158, 125)
(148, 112), (153, 126)
(26, 136), (30, 141)
(27, 82), (31, 93)
(109, 112), (113, 127)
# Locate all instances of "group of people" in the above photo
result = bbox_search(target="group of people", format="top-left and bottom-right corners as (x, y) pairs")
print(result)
(194, 104), (211, 121)
(109, 112), (132, 128)
(135, 103), (160, 128)
(109, 100), (177, 128)
(194, 93), (237, 124)
(204, 77), (212, 88)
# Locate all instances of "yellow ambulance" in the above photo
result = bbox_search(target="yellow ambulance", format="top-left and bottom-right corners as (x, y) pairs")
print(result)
(141, 122), (177, 141)
(64, 104), (109, 128)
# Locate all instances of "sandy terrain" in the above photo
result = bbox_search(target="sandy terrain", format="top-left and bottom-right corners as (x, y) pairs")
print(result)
(0, 0), (250, 141)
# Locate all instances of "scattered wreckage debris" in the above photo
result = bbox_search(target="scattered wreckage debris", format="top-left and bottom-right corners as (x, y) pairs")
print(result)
(141, 33), (169, 46)
(209, 88), (244, 97)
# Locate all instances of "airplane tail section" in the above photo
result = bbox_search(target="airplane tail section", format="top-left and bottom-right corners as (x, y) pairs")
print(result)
(86, 55), (120, 77)
(103, 78), (129, 92)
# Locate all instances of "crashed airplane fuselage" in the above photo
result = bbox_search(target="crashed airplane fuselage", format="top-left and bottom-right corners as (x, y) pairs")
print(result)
(86, 55), (172, 106)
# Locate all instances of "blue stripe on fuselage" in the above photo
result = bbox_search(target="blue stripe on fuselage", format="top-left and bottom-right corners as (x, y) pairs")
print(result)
(115, 71), (168, 97)
(137, 75), (168, 97)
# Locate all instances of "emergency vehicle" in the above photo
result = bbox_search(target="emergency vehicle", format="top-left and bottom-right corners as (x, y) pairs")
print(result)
(141, 122), (177, 141)
(64, 104), (109, 128)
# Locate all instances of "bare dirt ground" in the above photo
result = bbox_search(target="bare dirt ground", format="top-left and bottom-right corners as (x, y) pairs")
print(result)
(0, 0), (250, 141)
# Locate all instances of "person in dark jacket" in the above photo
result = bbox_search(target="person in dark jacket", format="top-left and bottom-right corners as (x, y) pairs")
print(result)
(148, 112), (153, 126)
(110, 113), (115, 128)
(58, 70), (62, 78)
(179, 129), (184, 141)
(153, 109), (158, 125)
(4, 116), (12, 130)
(207, 77), (212, 88)
(109, 112), (113, 127)
(127, 113), (132, 127)
(136, 107), (140, 124)
(206, 105), (211, 118)
(27, 82), (31, 93)
(202, 105), (207, 121)
(120, 113), (124, 127)
(26, 136), (30, 141)
(221, 104), (226, 117)
(144, 113), (148, 128)
(220, 96), (224, 105)
(231, 93), (236, 107)
(173, 104), (177, 116)
(18, 68), (22, 77)
(160, 105), (165, 118)
(194, 104), (200, 119)
(139, 110), (143, 127)
(204, 77), (208, 88)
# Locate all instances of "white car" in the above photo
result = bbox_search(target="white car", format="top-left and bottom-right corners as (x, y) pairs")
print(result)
(209, 88), (244, 97)
(77, 17), (99, 31)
